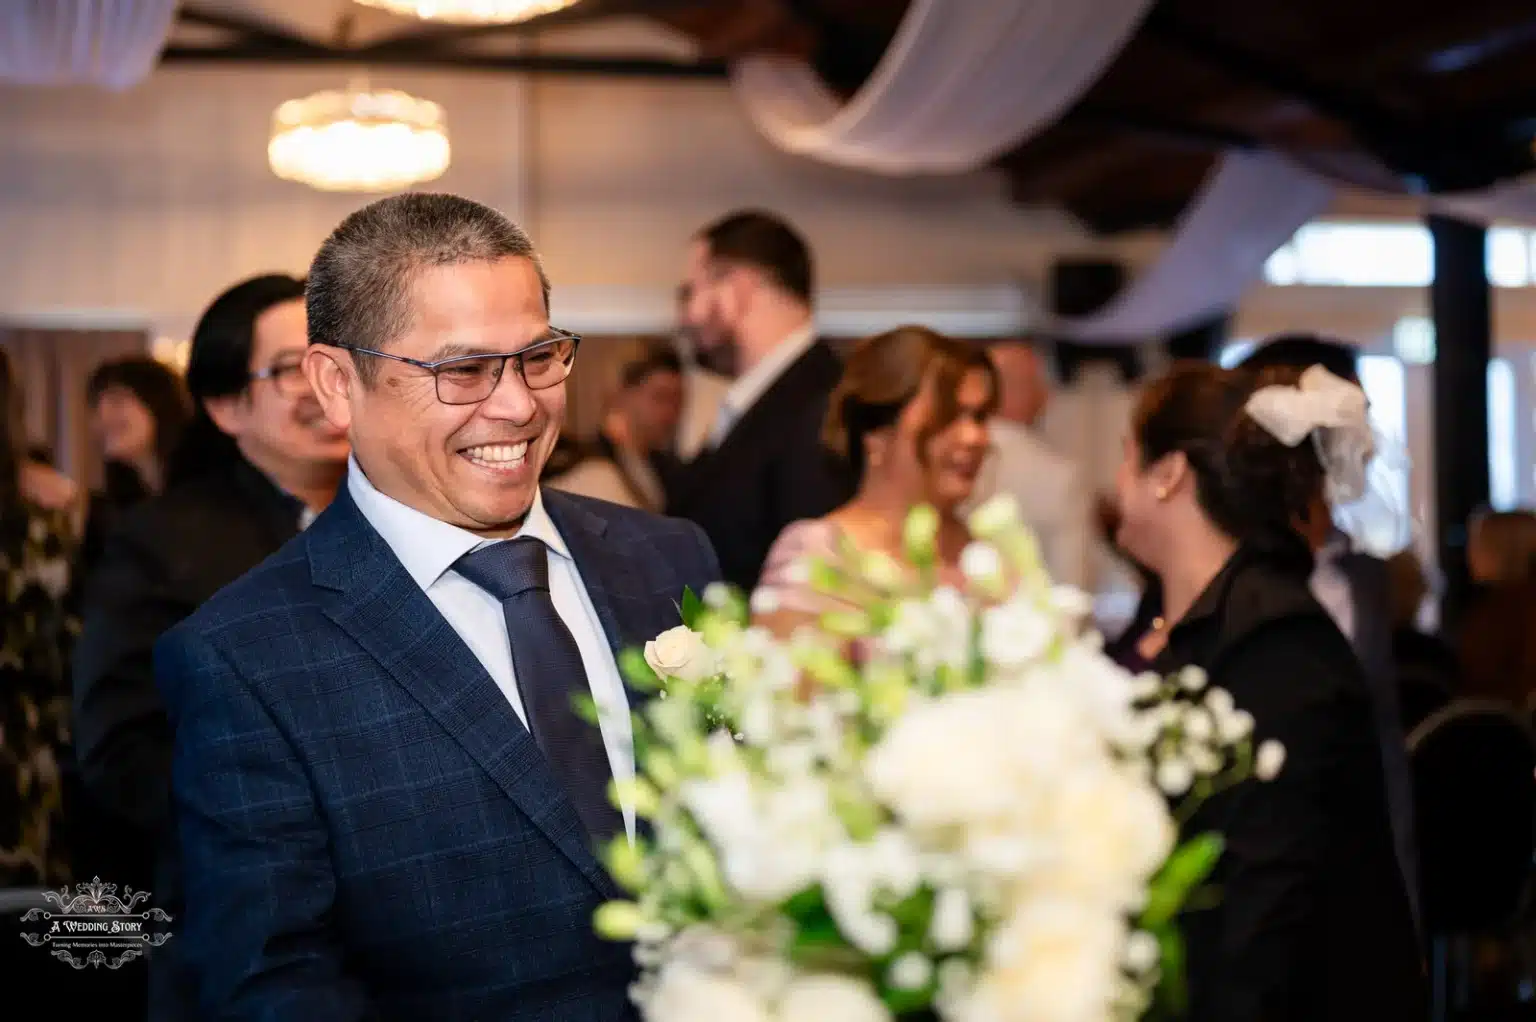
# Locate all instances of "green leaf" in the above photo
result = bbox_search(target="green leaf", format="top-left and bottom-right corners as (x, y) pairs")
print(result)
(1154, 927), (1188, 1017)
(619, 647), (661, 692)
(680, 586), (705, 629)
(604, 836), (649, 892)
(593, 900), (644, 940)
(781, 886), (826, 922)
(572, 693), (601, 726)
(778, 888), (860, 966)
(1141, 833), (1224, 929)
(880, 981), (935, 1015)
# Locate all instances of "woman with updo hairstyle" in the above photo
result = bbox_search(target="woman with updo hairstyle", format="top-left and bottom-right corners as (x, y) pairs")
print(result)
(1113, 362), (1425, 1021)
(752, 326), (996, 630)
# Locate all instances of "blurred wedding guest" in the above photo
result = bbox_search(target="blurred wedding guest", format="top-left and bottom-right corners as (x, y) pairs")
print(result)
(542, 438), (634, 506)
(1385, 549), (1455, 731)
(544, 345), (686, 510)
(967, 339), (1091, 589)
(674, 284), (733, 463)
(0, 349), (78, 888)
(670, 210), (854, 589)
(0, 350), (80, 985)
(595, 343), (684, 510)
(1236, 336), (1419, 923)
(71, 274), (349, 1016)
(1238, 337), (1395, 684)
(754, 326), (996, 632)
(75, 357), (190, 586)
(1458, 509), (1536, 706)
(1113, 362), (1425, 1021)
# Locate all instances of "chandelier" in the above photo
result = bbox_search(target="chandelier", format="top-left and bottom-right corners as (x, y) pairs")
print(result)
(350, 0), (580, 24)
(268, 85), (451, 193)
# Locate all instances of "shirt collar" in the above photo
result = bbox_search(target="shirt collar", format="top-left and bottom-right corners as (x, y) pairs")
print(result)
(720, 320), (817, 418)
(346, 454), (570, 592)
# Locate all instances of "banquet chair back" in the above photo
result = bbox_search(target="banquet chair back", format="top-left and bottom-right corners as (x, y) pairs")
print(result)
(1410, 699), (1536, 931)
(1409, 699), (1536, 1020)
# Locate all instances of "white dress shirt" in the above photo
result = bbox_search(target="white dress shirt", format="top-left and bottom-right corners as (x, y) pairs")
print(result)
(347, 457), (637, 840)
(707, 321), (817, 447)
(967, 419), (1094, 590)
(677, 367), (732, 463)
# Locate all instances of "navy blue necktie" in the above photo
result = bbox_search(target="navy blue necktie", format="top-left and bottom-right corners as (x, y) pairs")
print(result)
(454, 538), (622, 844)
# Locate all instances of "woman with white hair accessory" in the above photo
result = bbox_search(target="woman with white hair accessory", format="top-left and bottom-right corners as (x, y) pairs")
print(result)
(1110, 360), (1424, 1021)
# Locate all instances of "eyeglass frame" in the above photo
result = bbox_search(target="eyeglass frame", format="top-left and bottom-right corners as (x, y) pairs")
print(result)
(249, 358), (310, 399)
(319, 330), (583, 405)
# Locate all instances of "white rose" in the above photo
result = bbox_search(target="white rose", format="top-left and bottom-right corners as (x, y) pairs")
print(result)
(1123, 930), (1159, 975)
(964, 900), (1124, 1022)
(1255, 739), (1286, 781)
(1217, 709), (1255, 744)
(1048, 584), (1094, 621)
(642, 961), (770, 1022)
(929, 886), (975, 951)
(1155, 757), (1193, 796)
(777, 974), (891, 1022)
(967, 493), (1022, 539)
(980, 599), (1053, 668)
(1035, 764), (1176, 912)
(960, 541), (1004, 586)
(645, 625), (718, 682)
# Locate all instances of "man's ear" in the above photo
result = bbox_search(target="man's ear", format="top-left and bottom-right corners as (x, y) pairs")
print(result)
(202, 394), (244, 438)
(303, 346), (353, 433)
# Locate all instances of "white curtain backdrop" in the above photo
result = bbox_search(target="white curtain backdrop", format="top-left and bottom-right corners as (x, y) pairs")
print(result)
(0, 0), (177, 91)
(730, 0), (1155, 174)
(1058, 151), (1337, 342)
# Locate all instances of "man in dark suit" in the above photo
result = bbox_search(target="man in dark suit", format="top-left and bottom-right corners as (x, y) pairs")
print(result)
(72, 274), (350, 1019)
(155, 194), (720, 1020)
(669, 210), (854, 591)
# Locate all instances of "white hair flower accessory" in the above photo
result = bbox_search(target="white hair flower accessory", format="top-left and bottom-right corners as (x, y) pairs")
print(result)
(1244, 364), (1416, 557)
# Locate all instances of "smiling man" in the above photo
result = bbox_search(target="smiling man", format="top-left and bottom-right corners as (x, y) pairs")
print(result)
(153, 194), (720, 1021)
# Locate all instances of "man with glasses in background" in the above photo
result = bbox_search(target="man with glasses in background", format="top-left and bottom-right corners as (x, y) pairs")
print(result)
(73, 273), (350, 1020)
(154, 193), (719, 1021)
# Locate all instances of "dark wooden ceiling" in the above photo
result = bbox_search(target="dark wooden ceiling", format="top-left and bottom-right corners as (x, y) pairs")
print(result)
(169, 0), (1536, 234)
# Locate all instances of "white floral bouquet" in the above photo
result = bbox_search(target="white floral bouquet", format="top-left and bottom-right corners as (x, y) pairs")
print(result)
(588, 497), (1284, 1022)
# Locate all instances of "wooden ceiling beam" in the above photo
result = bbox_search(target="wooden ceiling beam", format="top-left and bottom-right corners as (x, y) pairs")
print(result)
(176, 2), (328, 51)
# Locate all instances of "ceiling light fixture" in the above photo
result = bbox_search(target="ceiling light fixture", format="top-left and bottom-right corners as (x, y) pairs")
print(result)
(351, 0), (580, 24)
(268, 84), (451, 193)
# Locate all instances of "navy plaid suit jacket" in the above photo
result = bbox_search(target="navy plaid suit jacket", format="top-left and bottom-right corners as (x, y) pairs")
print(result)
(155, 487), (720, 1021)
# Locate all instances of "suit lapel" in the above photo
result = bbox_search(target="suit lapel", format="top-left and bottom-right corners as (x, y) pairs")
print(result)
(675, 340), (836, 503)
(544, 491), (680, 705)
(307, 491), (619, 898)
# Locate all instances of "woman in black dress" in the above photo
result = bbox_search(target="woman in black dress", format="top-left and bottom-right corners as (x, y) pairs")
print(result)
(1111, 362), (1426, 1021)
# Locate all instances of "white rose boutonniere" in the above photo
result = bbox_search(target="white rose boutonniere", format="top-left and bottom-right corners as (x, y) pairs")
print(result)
(645, 625), (719, 683)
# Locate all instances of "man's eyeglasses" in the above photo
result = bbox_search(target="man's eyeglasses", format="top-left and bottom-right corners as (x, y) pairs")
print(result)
(250, 361), (310, 400)
(326, 332), (581, 406)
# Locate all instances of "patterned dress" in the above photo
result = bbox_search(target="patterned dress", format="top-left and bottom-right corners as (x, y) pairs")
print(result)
(0, 505), (76, 885)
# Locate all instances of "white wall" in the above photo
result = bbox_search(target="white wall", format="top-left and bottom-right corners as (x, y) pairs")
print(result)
(0, 63), (1122, 340)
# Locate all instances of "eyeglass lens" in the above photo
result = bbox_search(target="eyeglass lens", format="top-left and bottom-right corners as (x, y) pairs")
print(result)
(434, 337), (577, 405)
(263, 362), (310, 399)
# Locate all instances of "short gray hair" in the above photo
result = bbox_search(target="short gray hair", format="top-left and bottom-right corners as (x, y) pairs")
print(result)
(307, 193), (551, 383)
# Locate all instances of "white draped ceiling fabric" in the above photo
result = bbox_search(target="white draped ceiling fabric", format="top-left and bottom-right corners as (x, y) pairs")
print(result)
(728, 0), (1342, 343)
(1058, 153), (1338, 342)
(730, 0), (1157, 174)
(0, 0), (177, 91)
(728, 0), (1536, 344)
